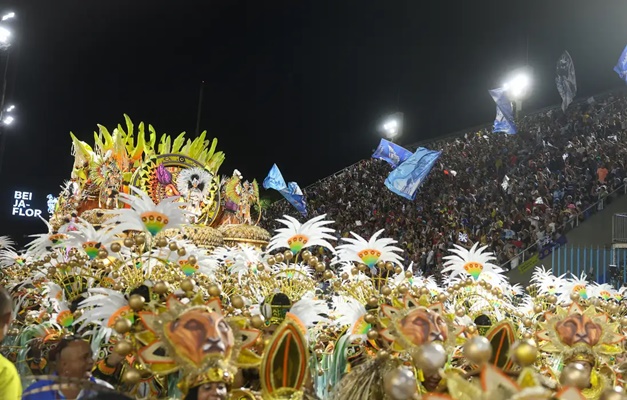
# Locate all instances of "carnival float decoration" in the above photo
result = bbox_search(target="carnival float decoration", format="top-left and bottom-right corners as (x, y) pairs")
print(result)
(1, 115), (627, 399)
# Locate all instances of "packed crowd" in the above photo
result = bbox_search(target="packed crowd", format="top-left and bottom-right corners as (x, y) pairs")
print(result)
(263, 90), (627, 278)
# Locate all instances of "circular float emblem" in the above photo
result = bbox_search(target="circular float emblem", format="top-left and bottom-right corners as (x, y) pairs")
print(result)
(130, 154), (221, 225)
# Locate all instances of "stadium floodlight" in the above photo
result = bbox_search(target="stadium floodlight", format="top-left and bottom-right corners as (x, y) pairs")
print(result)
(0, 26), (10, 45)
(503, 73), (530, 99)
(381, 112), (404, 140)
(2, 115), (14, 125)
(1, 12), (15, 21)
(5, 104), (14, 112)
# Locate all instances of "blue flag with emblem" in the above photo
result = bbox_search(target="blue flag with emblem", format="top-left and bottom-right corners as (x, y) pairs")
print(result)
(372, 138), (412, 168)
(263, 164), (307, 216)
(384, 147), (442, 200)
(614, 44), (627, 83)
(489, 88), (517, 134)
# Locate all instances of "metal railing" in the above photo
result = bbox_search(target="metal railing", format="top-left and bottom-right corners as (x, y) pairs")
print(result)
(612, 213), (627, 243)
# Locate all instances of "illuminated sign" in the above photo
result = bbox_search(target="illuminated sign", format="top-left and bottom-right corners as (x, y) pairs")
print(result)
(12, 191), (42, 218)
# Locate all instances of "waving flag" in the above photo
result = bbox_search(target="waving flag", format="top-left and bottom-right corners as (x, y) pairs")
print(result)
(384, 147), (441, 200)
(556, 51), (577, 112)
(263, 164), (307, 216)
(489, 88), (517, 134)
(372, 138), (412, 168)
(614, 44), (627, 83)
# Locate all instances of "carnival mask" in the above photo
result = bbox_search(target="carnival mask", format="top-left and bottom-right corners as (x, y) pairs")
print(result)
(164, 309), (234, 366)
(555, 313), (602, 347)
(398, 307), (448, 346)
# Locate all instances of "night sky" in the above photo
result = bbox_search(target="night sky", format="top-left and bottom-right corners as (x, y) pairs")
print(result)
(1, 0), (627, 236)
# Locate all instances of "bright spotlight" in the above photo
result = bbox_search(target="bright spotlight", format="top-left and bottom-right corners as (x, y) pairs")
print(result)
(0, 26), (10, 44)
(381, 112), (404, 140)
(503, 71), (531, 100)
(2, 115), (14, 125)
(5, 105), (14, 112)
(1, 12), (15, 21)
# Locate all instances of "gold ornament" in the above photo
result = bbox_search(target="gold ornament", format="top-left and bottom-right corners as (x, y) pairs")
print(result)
(301, 250), (312, 261)
(398, 285), (408, 294)
(251, 314), (265, 329)
(350, 267), (359, 275)
(547, 295), (557, 304)
(187, 255), (197, 265)
(405, 270), (413, 279)
(394, 266), (402, 274)
(377, 350), (390, 360)
(385, 262), (394, 271)
(156, 238), (168, 248)
(599, 387), (626, 400)
(114, 339), (133, 356)
(177, 248), (187, 257)
(533, 304), (543, 314)
(114, 318), (132, 334)
(367, 329), (379, 340)
(283, 250), (293, 261)
(231, 295), (245, 309)
(208, 284), (221, 297)
(168, 242), (178, 251)
(123, 238), (134, 248)
(153, 281), (168, 295)
(364, 313), (376, 324)
(128, 294), (145, 311)
(134, 235), (146, 245)
(411, 342), (447, 374)
(274, 253), (284, 263)
(512, 340), (538, 367)
(376, 260), (385, 270)
(367, 297), (379, 307)
(123, 368), (142, 384)
(383, 367), (417, 400)
(570, 292), (580, 302)
(560, 362), (591, 390)
(267, 257), (276, 266)
(381, 285), (392, 296)
(463, 336), (492, 365)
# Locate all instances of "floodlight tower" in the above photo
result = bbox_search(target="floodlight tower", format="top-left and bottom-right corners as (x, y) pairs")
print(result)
(381, 112), (404, 142)
(503, 67), (533, 118)
(0, 11), (16, 175)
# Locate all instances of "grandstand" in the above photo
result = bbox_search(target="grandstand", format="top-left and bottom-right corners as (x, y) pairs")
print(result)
(263, 87), (627, 286)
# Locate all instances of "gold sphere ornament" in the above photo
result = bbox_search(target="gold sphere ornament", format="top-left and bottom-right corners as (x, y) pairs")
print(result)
(366, 329), (379, 340)
(367, 297), (379, 307)
(405, 270), (413, 279)
(455, 308), (466, 317)
(156, 238), (168, 248)
(358, 263), (367, 272)
(250, 314), (265, 329)
(570, 292), (580, 302)
(315, 264), (326, 273)
(420, 287), (430, 296)
(385, 262), (394, 271)
(377, 350), (390, 360)
(114, 318), (133, 334)
(48, 267), (57, 276)
(533, 304), (543, 314)
(463, 336), (493, 365)
(599, 387), (626, 400)
(43, 255), (51, 263)
(323, 270), (333, 280)
(512, 340), (538, 367)
(129, 294), (145, 311)
(181, 279), (196, 293)
(620, 317), (627, 327)
(350, 267), (359, 275)
(153, 281), (168, 295)
(465, 278), (473, 286)
(114, 339), (133, 356)
(394, 266), (402, 274)
(547, 295), (557, 304)
(274, 253), (284, 263)
(97, 249), (109, 259)
(187, 255), (197, 265)
(522, 332), (532, 340)
(134, 235), (146, 245)
(257, 263), (265, 272)
(376, 260), (385, 270)
(110, 242), (122, 253)
(301, 250), (312, 261)
(267, 257), (276, 266)
(341, 272), (349, 281)
(398, 285), (408, 294)
(123, 238), (134, 248)
(438, 293), (448, 302)
(208, 284), (221, 297)
(560, 362), (591, 390)
(383, 367), (417, 400)
(523, 318), (533, 327)
(411, 342), (447, 374)
(333, 280), (341, 289)
(123, 368), (142, 384)
(177, 248), (187, 257)
(231, 295), (245, 309)
(453, 284), (461, 291)
(283, 250), (293, 261)
(364, 313), (376, 324)
(380, 285), (392, 296)
(467, 325), (477, 334)
(168, 242), (178, 251)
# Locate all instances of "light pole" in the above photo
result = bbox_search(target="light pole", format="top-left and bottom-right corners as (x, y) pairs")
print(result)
(503, 68), (532, 118)
(381, 112), (404, 142)
(0, 11), (15, 175)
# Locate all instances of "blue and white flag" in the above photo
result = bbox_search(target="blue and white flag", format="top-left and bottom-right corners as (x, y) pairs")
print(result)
(614, 44), (627, 83)
(489, 88), (517, 134)
(556, 51), (577, 112)
(372, 138), (412, 168)
(384, 147), (442, 200)
(263, 164), (307, 216)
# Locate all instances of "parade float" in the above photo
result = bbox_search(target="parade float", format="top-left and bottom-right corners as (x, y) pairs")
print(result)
(0, 116), (626, 399)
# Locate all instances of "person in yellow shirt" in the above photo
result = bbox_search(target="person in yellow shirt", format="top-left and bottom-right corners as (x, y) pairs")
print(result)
(0, 285), (21, 400)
